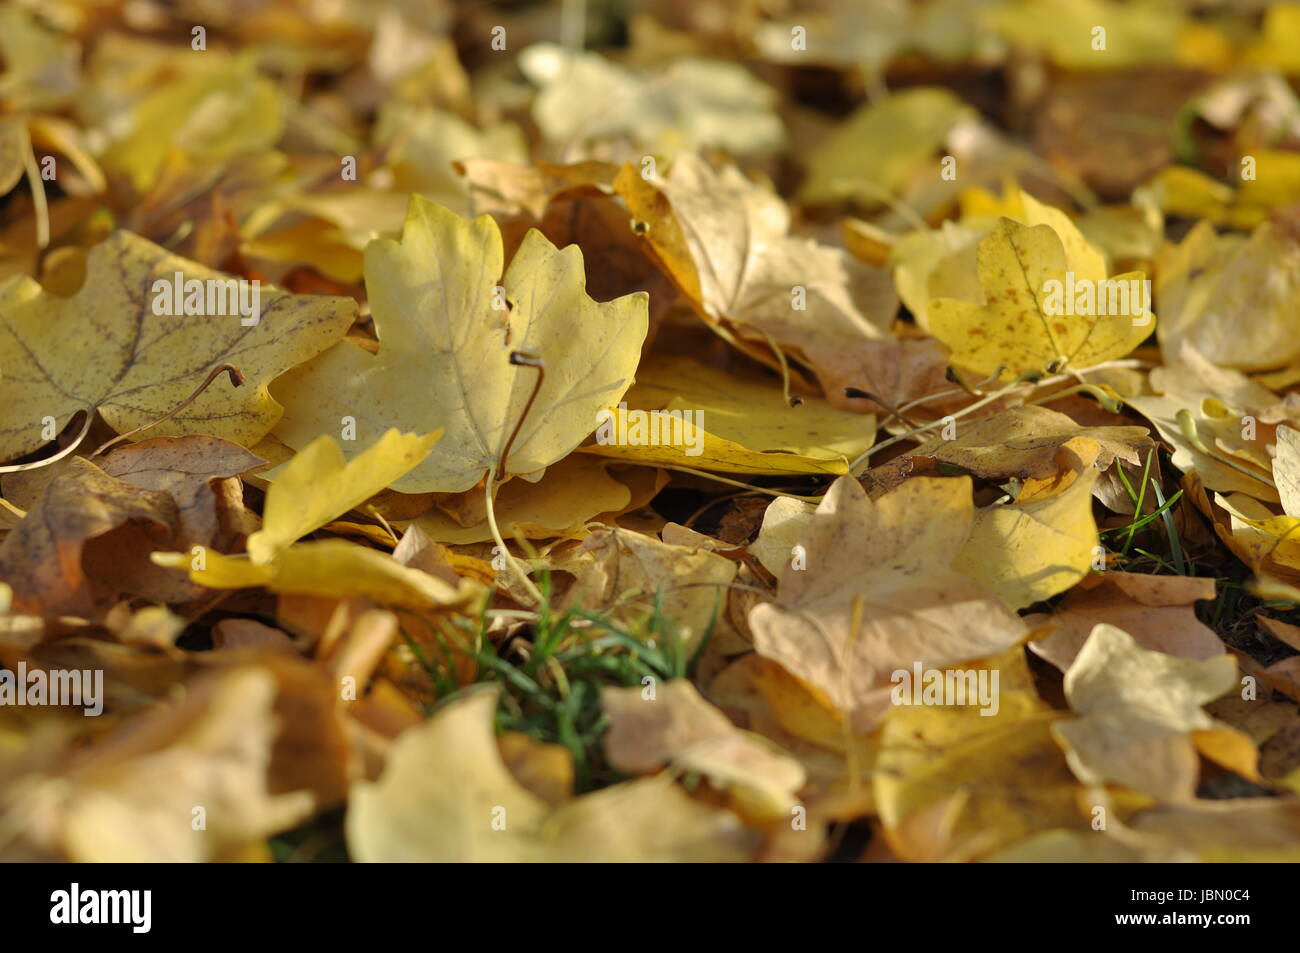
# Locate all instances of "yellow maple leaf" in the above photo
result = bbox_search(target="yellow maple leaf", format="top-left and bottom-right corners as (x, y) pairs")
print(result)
(0, 231), (355, 461)
(271, 194), (649, 493)
(929, 216), (1154, 378)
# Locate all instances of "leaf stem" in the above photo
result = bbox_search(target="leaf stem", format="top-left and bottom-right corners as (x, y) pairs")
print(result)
(1025, 382), (1122, 413)
(1174, 408), (1276, 488)
(91, 363), (244, 458)
(20, 124), (49, 249)
(848, 358), (1149, 476)
(498, 350), (544, 473)
(658, 464), (824, 502)
(849, 373), (1034, 475)
(484, 350), (549, 606)
(752, 325), (800, 407)
(484, 462), (545, 606)
(0, 410), (92, 473)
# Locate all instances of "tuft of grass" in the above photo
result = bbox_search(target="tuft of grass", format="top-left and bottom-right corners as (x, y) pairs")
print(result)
(1103, 448), (1193, 576)
(415, 573), (717, 792)
(1090, 448), (1300, 666)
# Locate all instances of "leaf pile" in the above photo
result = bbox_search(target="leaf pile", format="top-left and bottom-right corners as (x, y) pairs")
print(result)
(3, 0), (1300, 863)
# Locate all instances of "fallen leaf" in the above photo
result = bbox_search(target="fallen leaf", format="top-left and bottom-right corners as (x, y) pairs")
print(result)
(153, 539), (469, 609)
(750, 496), (818, 577)
(602, 679), (805, 819)
(0, 231), (354, 461)
(413, 455), (632, 544)
(10, 666), (319, 862)
(1028, 572), (1226, 671)
(618, 354), (877, 465)
(804, 337), (954, 424)
(909, 404), (1151, 482)
(1155, 220), (1300, 372)
(624, 154), (895, 406)
(0, 457), (175, 616)
(876, 690), (1085, 861)
(496, 732), (573, 808)
(1127, 797), (1300, 862)
(519, 44), (782, 158)
(578, 404), (852, 475)
(567, 526), (737, 655)
(986, 0), (1186, 68)
(0, 117), (29, 198)
(100, 53), (283, 195)
(1051, 623), (1242, 802)
(375, 102), (527, 212)
(749, 475), (1027, 732)
(929, 216), (1153, 378)
(1127, 341), (1280, 501)
(249, 429), (440, 561)
(100, 435), (265, 547)
(800, 88), (974, 207)
(954, 463), (1101, 610)
(346, 687), (757, 861)
(272, 194), (649, 492)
